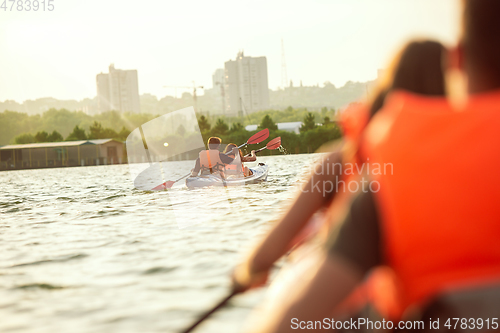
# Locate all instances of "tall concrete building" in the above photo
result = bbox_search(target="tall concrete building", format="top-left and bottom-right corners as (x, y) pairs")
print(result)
(224, 51), (269, 115)
(212, 68), (224, 88)
(96, 64), (140, 113)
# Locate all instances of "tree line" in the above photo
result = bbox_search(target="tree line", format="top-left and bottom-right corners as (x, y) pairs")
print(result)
(0, 109), (156, 145)
(13, 122), (131, 144)
(197, 111), (342, 155)
(2, 107), (343, 154)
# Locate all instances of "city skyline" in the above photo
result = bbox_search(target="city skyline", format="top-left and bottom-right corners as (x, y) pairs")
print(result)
(0, 0), (460, 103)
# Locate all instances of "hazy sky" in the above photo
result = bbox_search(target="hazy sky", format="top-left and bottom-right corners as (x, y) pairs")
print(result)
(0, 0), (460, 102)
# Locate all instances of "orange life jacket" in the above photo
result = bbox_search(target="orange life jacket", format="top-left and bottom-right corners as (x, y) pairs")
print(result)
(199, 150), (224, 174)
(224, 162), (244, 174)
(362, 90), (500, 311)
(224, 153), (244, 175)
(339, 102), (371, 172)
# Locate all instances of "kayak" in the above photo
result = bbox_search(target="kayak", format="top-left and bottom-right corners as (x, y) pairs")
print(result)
(186, 163), (269, 189)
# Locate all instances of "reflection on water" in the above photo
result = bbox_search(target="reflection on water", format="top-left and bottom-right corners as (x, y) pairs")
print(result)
(0, 154), (319, 333)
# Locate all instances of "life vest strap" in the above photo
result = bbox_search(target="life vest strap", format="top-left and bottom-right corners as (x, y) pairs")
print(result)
(206, 151), (213, 174)
(199, 150), (225, 176)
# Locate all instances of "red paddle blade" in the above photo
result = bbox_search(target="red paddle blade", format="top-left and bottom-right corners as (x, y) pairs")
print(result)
(163, 181), (176, 189)
(247, 128), (269, 145)
(152, 182), (167, 191)
(266, 137), (281, 150)
(151, 180), (176, 191)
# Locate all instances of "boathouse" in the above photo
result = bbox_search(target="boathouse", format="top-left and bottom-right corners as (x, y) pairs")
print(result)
(0, 139), (124, 171)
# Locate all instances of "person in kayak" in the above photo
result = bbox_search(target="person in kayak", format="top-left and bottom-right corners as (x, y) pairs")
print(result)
(190, 137), (237, 177)
(236, 1), (500, 332)
(223, 143), (256, 177)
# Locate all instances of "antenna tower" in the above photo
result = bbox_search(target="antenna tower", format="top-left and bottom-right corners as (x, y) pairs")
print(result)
(281, 38), (288, 90)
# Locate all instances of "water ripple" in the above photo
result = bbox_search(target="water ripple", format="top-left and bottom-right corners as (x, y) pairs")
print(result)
(142, 266), (177, 275)
(9, 254), (88, 268)
(0, 155), (317, 333)
(13, 283), (67, 290)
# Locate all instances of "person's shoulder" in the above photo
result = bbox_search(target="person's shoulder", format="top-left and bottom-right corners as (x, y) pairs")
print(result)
(341, 102), (370, 142)
(466, 88), (500, 115)
(362, 91), (451, 150)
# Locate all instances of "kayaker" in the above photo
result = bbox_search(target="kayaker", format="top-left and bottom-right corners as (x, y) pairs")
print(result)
(237, 1), (500, 332)
(223, 143), (256, 177)
(232, 39), (447, 300)
(191, 137), (237, 177)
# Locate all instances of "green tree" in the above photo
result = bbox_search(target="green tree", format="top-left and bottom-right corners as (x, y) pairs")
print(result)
(229, 122), (245, 133)
(221, 131), (250, 149)
(66, 125), (87, 141)
(300, 112), (317, 133)
(40, 108), (90, 138)
(323, 116), (332, 126)
(101, 127), (118, 139)
(124, 112), (157, 131)
(302, 125), (342, 152)
(94, 111), (123, 131)
(212, 118), (229, 135)
(117, 126), (131, 141)
(47, 130), (63, 142)
(258, 114), (278, 131)
(87, 121), (117, 139)
(14, 133), (36, 144)
(0, 110), (40, 145)
(35, 131), (49, 143)
(198, 115), (211, 132)
(88, 121), (104, 139)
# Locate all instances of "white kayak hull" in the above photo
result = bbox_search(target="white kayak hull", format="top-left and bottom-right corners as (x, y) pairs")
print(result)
(186, 163), (269, 188)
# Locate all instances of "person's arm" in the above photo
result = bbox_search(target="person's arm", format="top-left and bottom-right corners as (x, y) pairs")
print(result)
(245, 254), (363, 333)
(191, 158), (201, 176)
(242, 150), (256, 162)
(244, 190), (382, 333)
(233, 150), (343, 290)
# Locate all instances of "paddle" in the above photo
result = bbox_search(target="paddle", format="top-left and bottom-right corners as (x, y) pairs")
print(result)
(154, 129), (270, 190)
(245, 136), (281, 157)
(237, 128), (269, 149)
(179, 287), (240, 333)
(153, 174), (190, 190)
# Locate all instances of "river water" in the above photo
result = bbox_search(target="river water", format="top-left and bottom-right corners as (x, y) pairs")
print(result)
(0, 154), (319, 333)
